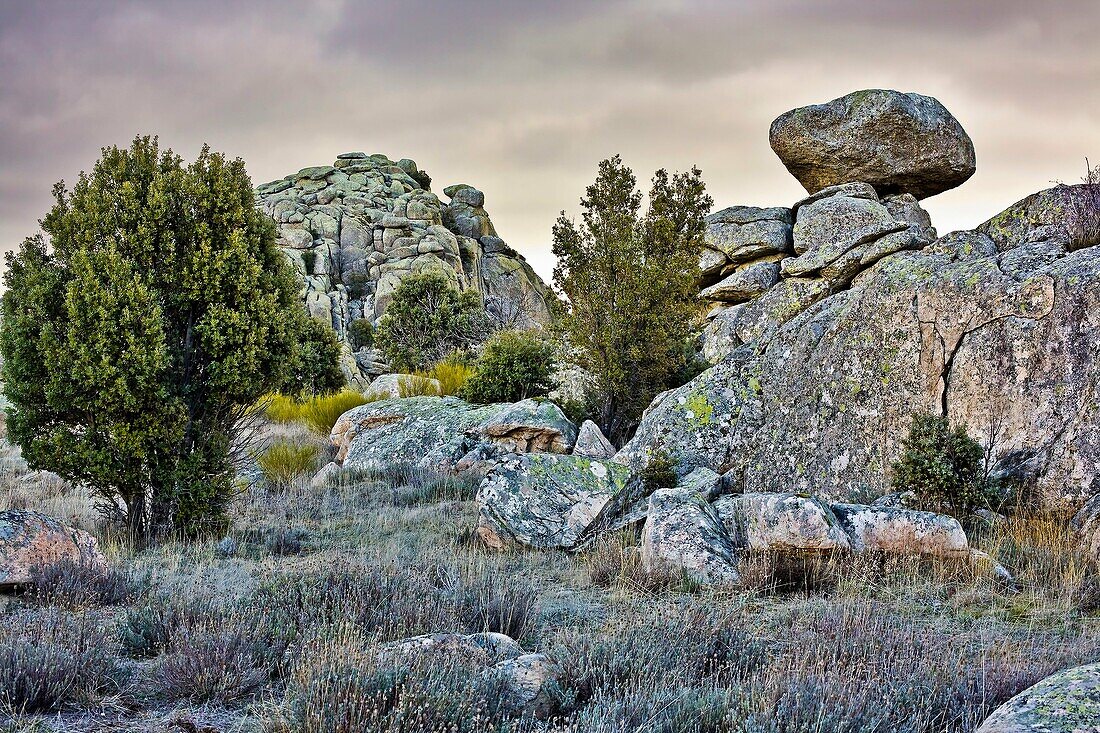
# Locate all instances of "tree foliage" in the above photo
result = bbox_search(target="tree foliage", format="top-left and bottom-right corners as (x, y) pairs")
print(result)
(374, 271), (490, 372)
(892, 413), (993, 517)
(552, 155), (712, 445)
(460, 330), (554, 404)
(0, 136), (337, 537)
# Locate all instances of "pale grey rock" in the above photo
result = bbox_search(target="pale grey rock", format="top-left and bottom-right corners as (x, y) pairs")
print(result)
(640, 470), (741, 585)
(705, 217), (793, 265)
(475, 453), (630, 550)
(477, 399), (577, 454)
(310, 461), (343, 489)
(830, 504), (969, 557)
(699, 303), (746, 363)
(700, 259), (781, 303)
(979, 183), (1100, 251)
(573, 420), (616, 459)
(708, 205), (793, 226)
(730, 276), (835, 345)
(792, 182), (880, 214)
(790, 195), (907, 260)
(976, 662), (1100, 733)
(770, 89), (976, 199)
(714, 493), (851, 552)
(488, 654), (561, 719)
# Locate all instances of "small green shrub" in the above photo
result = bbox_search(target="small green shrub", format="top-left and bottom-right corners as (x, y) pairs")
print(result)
(258, 441), (321, 488)
(424, 359), (474, 397)
(348, 318), (374, 350)
(397, 374), (442, 398)
(299, 390), (374, 435)
(892, 413), (994, 517)
(460, 329), (554, 404)
(639, 450), (678, 494)
(263, 393), (301, 423)
(301, 249), (318, 275)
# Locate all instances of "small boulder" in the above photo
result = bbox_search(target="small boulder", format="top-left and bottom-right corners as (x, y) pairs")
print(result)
(705, 209), (793, 265)
(310, 461), (342, 489)
(476, 453), (630, 550)
(714, 493), (851, 552)
(770, 89), (976, 200)
(488, 653), (561, 719)
(830, 503), (969, 558)
(379, 632), (523, 667)
(976, 662), (1100, 733)
(573, 420), (616, 459)
(640, 469), (741, 585)
(700, 259), (782, 303)
(0, 510), (104, 586)
(476, 399), (577, 454)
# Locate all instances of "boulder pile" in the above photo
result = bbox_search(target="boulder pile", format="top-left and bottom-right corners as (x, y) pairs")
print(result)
(255, 154), (555, 386)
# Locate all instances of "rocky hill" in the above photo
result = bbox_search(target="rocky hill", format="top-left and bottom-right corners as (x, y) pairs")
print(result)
(255, 154), (555, 386)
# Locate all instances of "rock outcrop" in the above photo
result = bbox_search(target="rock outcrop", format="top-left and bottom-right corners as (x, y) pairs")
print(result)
(976, 662), (1100, 733)
(256, 153), (555, 386)
(0, 510), (104, 586)
(769, 89), (976, 200)
(330, 397), (576, 472)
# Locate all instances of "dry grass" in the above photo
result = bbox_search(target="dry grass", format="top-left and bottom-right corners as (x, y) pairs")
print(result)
(261, 390), (379, 435)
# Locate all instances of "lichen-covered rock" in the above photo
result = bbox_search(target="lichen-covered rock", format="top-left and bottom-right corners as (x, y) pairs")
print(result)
(640, 469), (741, 585)
(488, 653), (561, 719)
(256, 154), (555, 385)
(623, 190), (1100, 506)
(573, 420), (616, 459)
(476, 453), (630, 550)
(700, 259), (782, 303)
(770, 89), (976, 200)
(714, 493), (851, 552)
(978, 182), (1100, 251)
(477, 399), (577, 454)
(0, 511), (104, 586)
(830, 504), (969, 557)
(976, 662), (1100, 733)
(704, 208), (793, 266)
(332, 396), (573, 471)
(379, 631), (524, 667)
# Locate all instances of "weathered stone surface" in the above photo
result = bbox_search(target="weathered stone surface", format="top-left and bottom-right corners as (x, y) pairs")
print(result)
(621, 193), (1100, 506)
(0, 511), (104, 586)
(489, 653), (561, 719)
(640, 469), (741, 585)
(978, 183), (1100, 251)
(310, 461), (342, 489)
(705, 217), (793, 265)
(976, 662), (1100, 733)
(477, 399), (577, 454)
(573, 420), (616, 459)
(256, 155), (554, 385)
(379, 631), (523, 667)
(700, 259), (781, 303)
(789, 194), (906, 260)
(770, 89), (976, 199)
(830, 504), (968, 557)
(476, 453), (630, 550)
(714, 493), (851, 552)
(708, 205), (793, 226)
(792, 182), (879, 214)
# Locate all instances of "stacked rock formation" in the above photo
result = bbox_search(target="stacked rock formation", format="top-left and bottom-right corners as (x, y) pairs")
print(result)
(634, 89), (1099, 509)
(255, 153), (554, 386)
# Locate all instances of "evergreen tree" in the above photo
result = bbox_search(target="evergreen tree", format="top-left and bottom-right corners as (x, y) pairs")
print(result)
(552, 155), (711, 445)
(0, 136), (335, 537)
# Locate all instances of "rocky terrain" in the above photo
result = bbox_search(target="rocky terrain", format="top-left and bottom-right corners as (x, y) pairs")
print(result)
(255, 154), (555, 385)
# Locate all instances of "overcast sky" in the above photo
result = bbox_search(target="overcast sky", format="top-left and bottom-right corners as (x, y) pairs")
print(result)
(2, 0), (1098, 281)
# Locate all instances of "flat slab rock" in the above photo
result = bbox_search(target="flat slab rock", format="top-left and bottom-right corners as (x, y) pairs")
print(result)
(976, 662), (1100, 733)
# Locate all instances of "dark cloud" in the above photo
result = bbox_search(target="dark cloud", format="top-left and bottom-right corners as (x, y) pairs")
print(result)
(1, 0), (1098, 281)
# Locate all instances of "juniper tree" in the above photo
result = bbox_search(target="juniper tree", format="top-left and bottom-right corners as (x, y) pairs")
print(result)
(0, 136), (336, 537)
(552, 155), (712, 445)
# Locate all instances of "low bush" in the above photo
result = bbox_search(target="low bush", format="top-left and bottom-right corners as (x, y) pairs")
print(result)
(0, 610), (126, 714)
(892, 413), (994, 517)
(155, 623), (279, 705)
(29, 559), (137, 609)
(460, 329), (554, 404)
(258, 441), (321, 488)
(424, 359), (474, 397)
(263, 393), (302, 424)
(299, 391), (375, 435)
(397, 374), (441, 398)
(348, 318), (374, 351)
(457, 576), (540, 641)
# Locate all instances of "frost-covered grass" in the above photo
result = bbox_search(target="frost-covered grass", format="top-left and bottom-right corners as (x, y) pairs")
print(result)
(0, 433), (1098, 731)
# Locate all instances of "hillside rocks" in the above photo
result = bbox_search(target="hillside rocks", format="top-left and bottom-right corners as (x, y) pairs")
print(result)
(0, 510), (104, 586)
(476, 453), (630, 550)
(573, 420), (616, 459)
(976, 662), (1100, 733)
(670, 183), (1100, 508)
(330, 397), (576, 472)
(769, 89), (976, 199)
(256, 153), (554, 386)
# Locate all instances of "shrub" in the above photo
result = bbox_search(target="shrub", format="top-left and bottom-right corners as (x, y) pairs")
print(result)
(29, 559), (137, 609)
(258, 441), (321, 488)
(347, 318), (374, 351)
(397, 374), (442, 398)
(154, 624), (278, 705)
(460, 329), (554, 404)
(424, 359), (474, 397)
(0, 610), (126, 713)
(300, 249), (317, 275)
(639, 450), (678, 494)
(263, 393), (301, 423)
(298, 390), (374, 435)
(457, 577), (539, 641)
(374, 272), (490, 372)
(892, 413), (993, 517)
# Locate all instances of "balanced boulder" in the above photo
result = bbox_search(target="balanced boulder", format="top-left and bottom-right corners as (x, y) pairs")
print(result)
(770, 89), (976, 200)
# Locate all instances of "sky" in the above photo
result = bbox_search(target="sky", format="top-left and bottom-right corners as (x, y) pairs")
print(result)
(2, 0), (1098, 282)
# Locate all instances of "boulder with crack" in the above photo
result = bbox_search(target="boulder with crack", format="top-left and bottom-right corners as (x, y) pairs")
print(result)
(0, 511), (105, 586)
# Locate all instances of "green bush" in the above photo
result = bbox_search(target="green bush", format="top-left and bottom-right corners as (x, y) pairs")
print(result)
(348, 318), (374, 350)
(460, 330), (554, 404)
(301, 249), (317, 275)
(423, 358), (474, 397)
(258, 441), (321, 487)
(892, 413), (993, 517)
(397, 374), (442, 398)
(640, 450), (679, 494)
(262, 390), (375, 435)
(374, 272), (490, 372)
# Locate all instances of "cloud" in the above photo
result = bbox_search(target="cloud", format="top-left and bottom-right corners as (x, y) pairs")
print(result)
(1, 0), (1098, 282)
